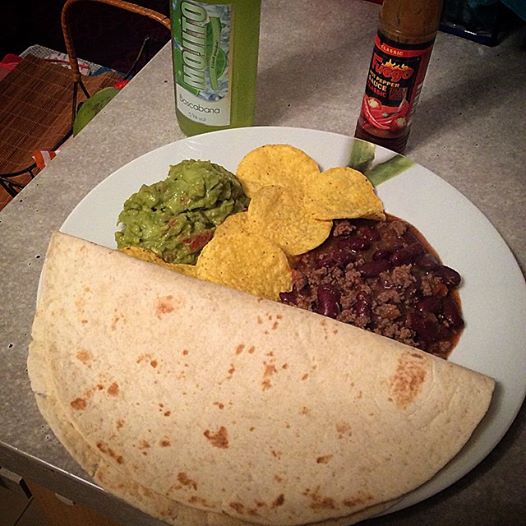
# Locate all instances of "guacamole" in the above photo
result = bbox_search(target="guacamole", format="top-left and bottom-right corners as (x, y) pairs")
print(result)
(115, 160), (249, 264)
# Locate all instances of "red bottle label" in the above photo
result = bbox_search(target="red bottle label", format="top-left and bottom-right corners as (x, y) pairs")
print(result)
(359, 32), (434, 138)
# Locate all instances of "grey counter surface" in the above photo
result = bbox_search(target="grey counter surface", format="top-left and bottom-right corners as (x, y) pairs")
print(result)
(1, 1), (525, 525)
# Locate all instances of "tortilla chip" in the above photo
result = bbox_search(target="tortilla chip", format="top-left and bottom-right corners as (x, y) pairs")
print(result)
(247, 185), (332, 256)
(236, 144), (321, 197)
(196, 217), (292, 300)
(304, 167), (385, 221)
(120, 246), (197, 278)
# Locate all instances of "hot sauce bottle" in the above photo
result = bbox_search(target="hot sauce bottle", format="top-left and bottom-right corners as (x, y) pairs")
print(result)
(355, 0), (443, 153)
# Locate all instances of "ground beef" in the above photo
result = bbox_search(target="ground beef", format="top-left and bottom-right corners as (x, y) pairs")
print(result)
(280, 216), (464, 359)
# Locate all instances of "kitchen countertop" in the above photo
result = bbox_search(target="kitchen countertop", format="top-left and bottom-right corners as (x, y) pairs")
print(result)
(1, 1), (525, 525)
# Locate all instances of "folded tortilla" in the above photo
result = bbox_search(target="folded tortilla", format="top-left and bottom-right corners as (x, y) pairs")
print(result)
(28, 232), (495, 526)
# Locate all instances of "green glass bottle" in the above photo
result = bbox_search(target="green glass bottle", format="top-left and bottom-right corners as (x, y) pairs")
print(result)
(170, 0), (262, 136)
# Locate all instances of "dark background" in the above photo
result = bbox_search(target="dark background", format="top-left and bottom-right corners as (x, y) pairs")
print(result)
(0, 0), (171, 74)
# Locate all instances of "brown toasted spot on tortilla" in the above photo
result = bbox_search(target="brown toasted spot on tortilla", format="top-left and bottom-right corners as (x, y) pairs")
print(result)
(300, 406), (310, 415)
(336, 422), (352, 439)
(70, 398), (87, 410)
(81, 319), (88, 324)
(164, 410), (171, 417)
(356, 390), (363, 399)
(227, 364), (235, 379)
(389, 352), (427, 409)
(410, 352), (424, 359)
(111, 313), (124, 330)
(282, 363), (288, 369)
(276, 314), (283, 319)
(255, 500), (265, 507)
(272, 494), (285, 508)
(177, 472), (197, 490)
(248, 346), (255, 354)
(320, 318), (327, 326)
(235, 344), (245, 354)
(301, 373), (309, 381)
(76, 350), (91, 363)
(150, 360), (158, 368)
(316, 455), (333, 464)
(249, 426), (255, 431)
(272, 321), (279, 330)
(189, 496), (213, 508)
(264, 362), (277, 377)
(160, 439), (171, 447)
(107, 382), (119, 396)
(155, 295), (176, 318)
(84, 286), (91, 293)
(97, 443), (123, 464)
(310, 496), (335, 510)
(97, 384), (104, 390)
(182, 349), (189, 356)
(136, 353), (153, 364)
(229, 502), (245, 514)
(343, 493), (373, 509)
(262, 379), (272, 391)
(274, 474), (283, 483)
(214, 402), (225, 409)
(204, 426), (229, 449)
(139, 440), (150, 450)
(271, 449), (282, 459)
(264, 330), (269, 335)
(257, 316), (263, 324)
(116, 419), (125, 430)
(142, 451), (148, 456)
(333, 329), (338, 334)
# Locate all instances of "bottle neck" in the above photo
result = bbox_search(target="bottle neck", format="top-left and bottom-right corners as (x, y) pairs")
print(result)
(379, 0), (444, 44)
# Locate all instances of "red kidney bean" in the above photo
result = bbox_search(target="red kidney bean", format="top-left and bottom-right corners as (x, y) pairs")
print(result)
(337, 235), (370, 251)
(315, 251), (353, 269)
(407, 312), (440, 342)
(417, 296), (442, 314)
(279, 290), (297, 305)
(353, 299), (371, 318)
(435, 266), (461, 288)
(416, 253), (440, 270)
(317, 285), (341, 319)
(359, 259), (391, 278)
(442, 296), (464, 329)
(390, 243), (424, 266)
(373, 249), (392, 261)
(357, 225), (380, 242)
(334, 250), (356, 268)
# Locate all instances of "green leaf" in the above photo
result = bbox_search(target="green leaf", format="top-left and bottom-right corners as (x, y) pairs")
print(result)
(349, 140), (375, 172)
(364, 155), (414, 187)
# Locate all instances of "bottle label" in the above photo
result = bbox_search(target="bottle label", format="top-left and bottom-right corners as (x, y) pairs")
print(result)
(172, 1), (232, 126)
(359, 32), (434, 138)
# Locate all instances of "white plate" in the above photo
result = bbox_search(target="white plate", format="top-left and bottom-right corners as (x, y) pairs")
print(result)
(61, 126), (526, 516)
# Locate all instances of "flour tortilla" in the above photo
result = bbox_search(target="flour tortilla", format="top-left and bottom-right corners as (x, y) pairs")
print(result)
(28, 232), (494, 526)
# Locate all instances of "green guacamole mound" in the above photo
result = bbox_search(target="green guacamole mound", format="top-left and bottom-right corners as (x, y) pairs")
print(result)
(115, 160), (249, 264)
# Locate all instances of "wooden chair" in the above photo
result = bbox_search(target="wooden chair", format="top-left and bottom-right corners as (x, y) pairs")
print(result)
(0, 0), (170, 203)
